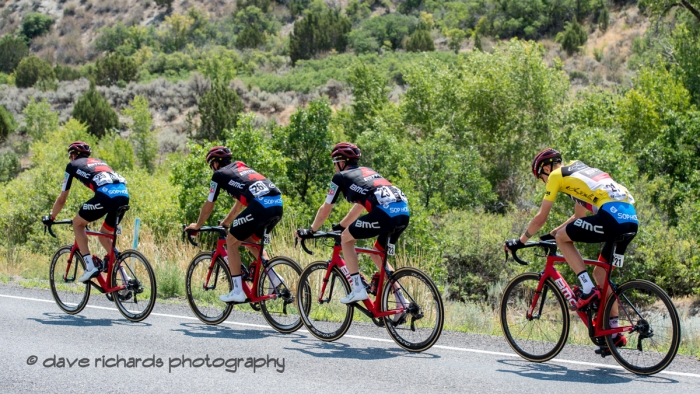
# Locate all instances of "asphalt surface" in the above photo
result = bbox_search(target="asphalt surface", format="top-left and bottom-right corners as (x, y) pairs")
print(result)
(1, 283), (698, 393)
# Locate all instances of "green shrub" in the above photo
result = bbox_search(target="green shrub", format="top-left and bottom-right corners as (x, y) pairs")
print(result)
(355, 14), (419, 51)
(20, 13), (55, 41)
(122, 96), (157, 173)
(289, 8), (352, 65)
(0, 152), (20, 183)
(95, 131), (135, 172)
(555, 19), (587, 56)
(232, 6), (278, 49)
(72, 84), (119, 137)
(95, 53), (138, 86)
(54, 64), (82, 81)
(155, 0), (174, 12)
(14, 56), (55, 88)
(192, 81), (243, 142)
(0, 35), (29, 73)
(0, 105), (16, 142)
(405, 29), (435, 52)
(22, 97), (59, 140)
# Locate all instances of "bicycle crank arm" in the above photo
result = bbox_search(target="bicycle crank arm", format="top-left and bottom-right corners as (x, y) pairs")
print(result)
(91, 283), (106, 294)
(353, 304), (375, 320)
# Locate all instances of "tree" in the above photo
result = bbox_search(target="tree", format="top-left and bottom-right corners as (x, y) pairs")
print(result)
(14, 56), (55, 88)
(0, 105), (16, 142)
(556, 18), (588, 55)
(355, 13), (418, 51)
(347, 61), (389, 137)
(20, 13), (54, 41)
(0, 35), (29, 73)
(72, 83), (119, 137)
(22, 97), (59, 140)
(193, 81), (244, 142)
(233, 6), (277, 49)
(641, 0), (700, 22)
(274, 98), (333, 202)
(289, 8), (351, 64)
(122, 96), (157, 173)
(95, 53), (138, 86)
(405, 29), (435, 52)
(155, 0), (174, 13)
(446, 29), (467, 53)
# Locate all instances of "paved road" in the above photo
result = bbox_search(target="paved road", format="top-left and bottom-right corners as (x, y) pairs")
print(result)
(1, 283), (698, 393)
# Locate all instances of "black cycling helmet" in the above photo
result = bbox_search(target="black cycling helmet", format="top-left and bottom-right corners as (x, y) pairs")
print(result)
(205, 146), (232, 168)
(531, 148), (562, 179)
(330, 142), (361, 162)
(67, 141), (91, 157)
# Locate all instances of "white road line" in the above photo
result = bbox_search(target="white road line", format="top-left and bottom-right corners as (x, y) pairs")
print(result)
(2, 293), (699, 379)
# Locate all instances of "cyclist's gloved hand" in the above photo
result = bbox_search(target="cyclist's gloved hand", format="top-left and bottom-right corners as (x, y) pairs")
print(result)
(504, 238), (525, 252)
(41, 215), (54, 225)
(331, 223), (345, 232)
(539, 233), (555, 241)
(296, 227), (314, 239)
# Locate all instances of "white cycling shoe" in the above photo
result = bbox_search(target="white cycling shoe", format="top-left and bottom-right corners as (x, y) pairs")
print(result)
(340, 287), (369, 304)
(219, 290), (246, 303)
(78, 267), (100, 283)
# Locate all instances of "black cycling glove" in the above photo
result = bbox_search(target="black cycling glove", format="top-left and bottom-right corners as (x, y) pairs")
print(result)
(41, 215), (54, 225)
(505, 238), (525, 252)
(331, 223), (345, 232)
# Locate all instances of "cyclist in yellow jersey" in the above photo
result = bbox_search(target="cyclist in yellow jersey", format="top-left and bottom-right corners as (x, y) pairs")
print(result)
(504, 148), (639, 353)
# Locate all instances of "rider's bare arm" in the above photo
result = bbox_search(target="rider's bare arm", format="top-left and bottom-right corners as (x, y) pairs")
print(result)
(220, 200), (243, 227)
(550, 203), (588, 236)
(187, 200), (215, 230)
(339, 203), (365, 228)
(520, 200), (554, 243)
(310, 202), (334, 231)
(50, 190), (70, 219)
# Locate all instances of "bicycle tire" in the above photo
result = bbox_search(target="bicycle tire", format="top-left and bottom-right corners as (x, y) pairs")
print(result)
(185, 252), (234, 325)
(257, 256), (307, 333)
(49, 245), (90, 315)
(381, 267), (444, 352)
(500, 273), (570, 362)
(111, 249), (157, 322)
(297, 261), (354, 342)
(602, 279), (681, 375)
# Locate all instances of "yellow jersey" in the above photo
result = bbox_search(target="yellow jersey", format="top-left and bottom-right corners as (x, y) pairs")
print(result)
(544, 160), (634, 213)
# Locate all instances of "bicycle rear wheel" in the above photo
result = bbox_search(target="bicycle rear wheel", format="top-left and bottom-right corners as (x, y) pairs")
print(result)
(111, 250), (156, 322)
(381, 267), (444, 352)
(500, 273), (570, 362)
(603, 279), (680, 375)
(297, 261), (353, 342)
(49, 246), (90, 314)
(257, 256), (307, 333)
(185, 252), (233, 325)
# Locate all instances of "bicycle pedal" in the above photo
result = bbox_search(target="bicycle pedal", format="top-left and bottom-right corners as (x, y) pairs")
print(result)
(595, 346), (610, 357)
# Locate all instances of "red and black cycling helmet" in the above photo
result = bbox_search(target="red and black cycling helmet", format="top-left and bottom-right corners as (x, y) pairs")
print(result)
(531, 148), (562, 179)
(67, 141), (91, 157)
(205, 146), (232, 168)
(330, 142), (361, 162)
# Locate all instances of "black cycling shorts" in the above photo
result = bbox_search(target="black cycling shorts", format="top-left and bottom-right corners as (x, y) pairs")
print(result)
(228, 200), (283, 242)
(77, 193), (130, 232)
(348, 208), (410, 252)
(565, 205), (638, 261)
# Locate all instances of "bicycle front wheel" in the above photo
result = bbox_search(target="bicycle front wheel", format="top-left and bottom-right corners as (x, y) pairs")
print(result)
(297, 261), (353, 342)
(111, 250), (156, 322)
(500, 273), (570, 362)
(49, 246), (90, 314)
(381, 267), (444, 352)
(603, 279), (680, 375)
(185, 252), (233, 325)
(257, 256), (307, 333)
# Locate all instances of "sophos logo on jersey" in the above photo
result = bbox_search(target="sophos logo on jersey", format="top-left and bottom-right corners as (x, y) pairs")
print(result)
(617, 213), (638, 221)
(82, 203), (103, 211)
(232, 214), (254, 227)
(349, 184), (368, 195)
(574, 218), (603, 234)
(355, 220), (379, 229)
(228, 180), (245, 189)
(76, 169), (90, 178)
(389, 206), (410, 214)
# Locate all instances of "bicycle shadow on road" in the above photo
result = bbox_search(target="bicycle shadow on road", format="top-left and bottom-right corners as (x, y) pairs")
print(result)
(496, 359), (679, 385)
(28, 312), (152, 327)
(284, 337), (440, 360)
(171, 322), (300, 341)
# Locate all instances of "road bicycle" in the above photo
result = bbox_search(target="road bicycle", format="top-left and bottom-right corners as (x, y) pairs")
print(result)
(296, 230), (444, 352)
(501, 232), (680, 375)
(182, 225), (307, 333)
(43, 205), (157, 322)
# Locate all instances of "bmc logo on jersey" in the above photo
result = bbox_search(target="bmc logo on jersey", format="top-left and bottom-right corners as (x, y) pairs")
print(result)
(228, 180), (245, 189)
(232, 214), (254, 227)
(574, 218), (603, 234)
(82, 203), (103, 211)
(76, 169), (90, 178)
(349, 184), (368, 195)
(355, 220), (379, 229)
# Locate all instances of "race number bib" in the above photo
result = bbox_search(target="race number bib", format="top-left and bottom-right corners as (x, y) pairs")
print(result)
(249, 181), (270, 197)
(612, 253), (624, 268)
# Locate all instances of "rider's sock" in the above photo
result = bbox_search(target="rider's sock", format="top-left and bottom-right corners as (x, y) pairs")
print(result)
(577, 271), (594, 294)
(350, 273), (362, 292)
(609, 317), (619, 338)
(83, 254), (95, 271)
(268, 268), (282, 287)
(232, 275), (243, 294)
(394, 289), (408, 307)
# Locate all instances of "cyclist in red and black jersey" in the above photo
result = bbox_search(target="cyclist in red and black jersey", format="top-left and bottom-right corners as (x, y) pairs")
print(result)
(297, 142), (410, 305)
(43, 141), (129, 282)
(185, 146), (284, 303)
